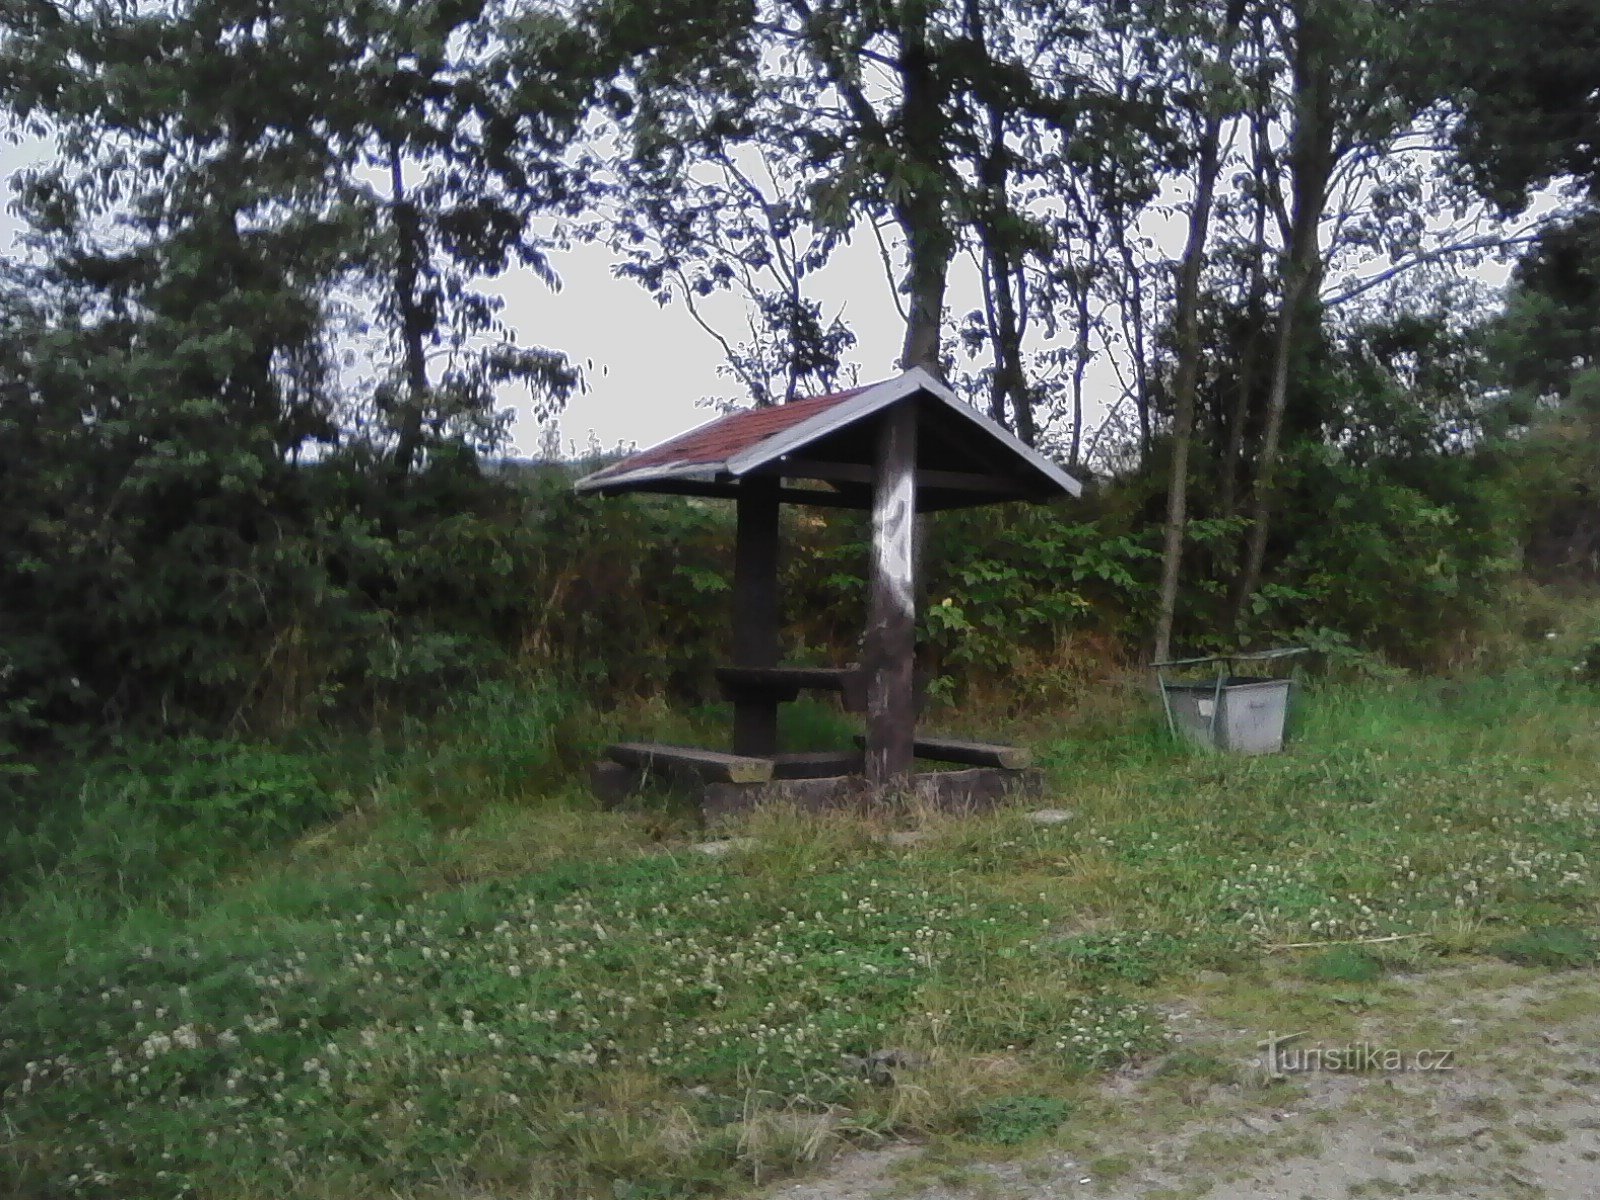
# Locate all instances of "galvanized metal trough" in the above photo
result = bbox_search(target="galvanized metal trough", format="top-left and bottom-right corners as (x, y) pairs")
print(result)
(1153, 649), (1305, 755)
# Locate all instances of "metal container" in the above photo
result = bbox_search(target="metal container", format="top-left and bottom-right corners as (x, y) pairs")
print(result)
(1161, 675), (1294, 754)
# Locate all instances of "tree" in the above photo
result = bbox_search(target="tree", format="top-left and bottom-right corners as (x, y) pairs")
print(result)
(0, 0), (599, 732)
(1151, 0), (1248, 664)
(1437, 0), (1600, 581)
(958, 2), (1172, 451)
(601, 79), (858, 405)
(1226, 0), (1425, 633)
(2, 0), (591, 474)
(600, 0), (1146, 422)
(1439, 0), (1600, 209)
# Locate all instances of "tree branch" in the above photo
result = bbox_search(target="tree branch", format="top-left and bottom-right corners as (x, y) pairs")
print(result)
(1322, 225), (1549, 308)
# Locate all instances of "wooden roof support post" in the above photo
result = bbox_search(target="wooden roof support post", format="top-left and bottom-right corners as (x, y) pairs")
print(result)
(864, 404), (918, 788)
(731, 474), (781, 756)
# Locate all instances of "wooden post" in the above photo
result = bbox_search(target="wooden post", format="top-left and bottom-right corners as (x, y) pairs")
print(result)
(864, 404), (918, 788)
(731, 475), (781, 756)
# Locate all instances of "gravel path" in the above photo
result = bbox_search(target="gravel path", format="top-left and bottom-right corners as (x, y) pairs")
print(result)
(758, 965), (1600, 1200)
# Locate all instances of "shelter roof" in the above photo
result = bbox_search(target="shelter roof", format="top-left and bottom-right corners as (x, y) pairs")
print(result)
(574, 367), (1082, 510)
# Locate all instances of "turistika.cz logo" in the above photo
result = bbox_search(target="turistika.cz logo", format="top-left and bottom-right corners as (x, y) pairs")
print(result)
(1257, 1031), (1456, 1079)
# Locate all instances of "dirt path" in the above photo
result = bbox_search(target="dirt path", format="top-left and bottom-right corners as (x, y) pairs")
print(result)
(759, 964), (1600, 1200)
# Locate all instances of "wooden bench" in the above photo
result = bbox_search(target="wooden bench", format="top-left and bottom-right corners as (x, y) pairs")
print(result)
(606, 742), (774, 784)
(853, 735), (1033, 770)
(593, 744), (863, 806)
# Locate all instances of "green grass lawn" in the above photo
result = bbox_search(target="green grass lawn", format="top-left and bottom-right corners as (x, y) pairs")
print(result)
(7, 661), (1600, 1199)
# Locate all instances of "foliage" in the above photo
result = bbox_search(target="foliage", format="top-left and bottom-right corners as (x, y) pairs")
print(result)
(0, 414), (538, 747)
(1480, 211), (1600, 581)
(1490, 926), (1599, 971)
(962, 1095), (1073, 1146)
(2, 398), (1533, 763)
(0, 0), (600, 753)
(0, 0), (592, 465)
(919, 506), (1156, 670)
(0, 738), (333, 917)
(1303, 946), (1385, 984)
(0, 0), (1587, 756)
(1439, 0), (1600, 208)
(1246, 449), (1518, 662)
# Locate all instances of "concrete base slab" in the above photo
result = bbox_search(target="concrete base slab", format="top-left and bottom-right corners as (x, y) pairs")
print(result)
(702, 767), (1044, 820)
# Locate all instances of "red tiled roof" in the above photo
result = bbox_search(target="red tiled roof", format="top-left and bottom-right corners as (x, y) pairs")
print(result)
(585, 384), (877, 482)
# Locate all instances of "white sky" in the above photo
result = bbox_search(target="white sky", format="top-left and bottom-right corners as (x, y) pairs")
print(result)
(2, 129), (1541, 462)
(488, 236), (923, 456)
(0, 137), (939, 458)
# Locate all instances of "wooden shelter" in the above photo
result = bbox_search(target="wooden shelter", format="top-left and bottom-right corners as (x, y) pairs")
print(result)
(576, 367), (1082, 812)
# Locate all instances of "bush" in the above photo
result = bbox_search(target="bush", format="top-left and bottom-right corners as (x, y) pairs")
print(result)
(1, 738), (334, 914)
(1303, 946), (1386, 984)
(1236, 447), (1518, 665)
(0, 418), (1532, 761)
(1490, 926), (1598, 970)
(962, 1095), (1072, 1145)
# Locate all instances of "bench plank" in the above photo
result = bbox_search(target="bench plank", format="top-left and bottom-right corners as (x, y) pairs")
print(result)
(913, 737), (1033, 769)
(702, 767), (1046, 819)
(852, 735), (1033, 770)
(607, 742), (774, 784)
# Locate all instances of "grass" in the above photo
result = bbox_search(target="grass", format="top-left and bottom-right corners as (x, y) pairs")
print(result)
(1490, 926), (1599, 969)
(8, 646), (1600, 1198)
(1303, 947), (1387, 984)
(961, 1095), (1072, 1145)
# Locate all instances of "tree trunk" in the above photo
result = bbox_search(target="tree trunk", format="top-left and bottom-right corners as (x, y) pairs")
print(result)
(982, 205), (1030, 437)
(895, 3), (950, 376)
(967, 0), (1035, 445)
(1107, 203), (1152, 463)
(1221, 105), (1273, 522)
(388, 144), (431, 478)
(1230, 271), (1307, 631)
(979, 222), (1033, 443)
(898, 209), (948, 375)
(1069, 270), (1094, 468)
(1151, 0), (1248, 664)
(1229, 4), (1335, 633)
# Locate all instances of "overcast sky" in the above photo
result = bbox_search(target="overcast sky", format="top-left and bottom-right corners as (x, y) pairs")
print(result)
(491, 235), (930, 456)
(1, 136), (951, 459)
(4, 131), (1541, 464)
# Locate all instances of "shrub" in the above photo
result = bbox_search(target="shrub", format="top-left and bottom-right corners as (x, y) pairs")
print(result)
(962, 1095), (1072, 1145)
(1303, 946), (1386, 984)
(1490, 926), (1598, 969)
(1, 738), (334, 914)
